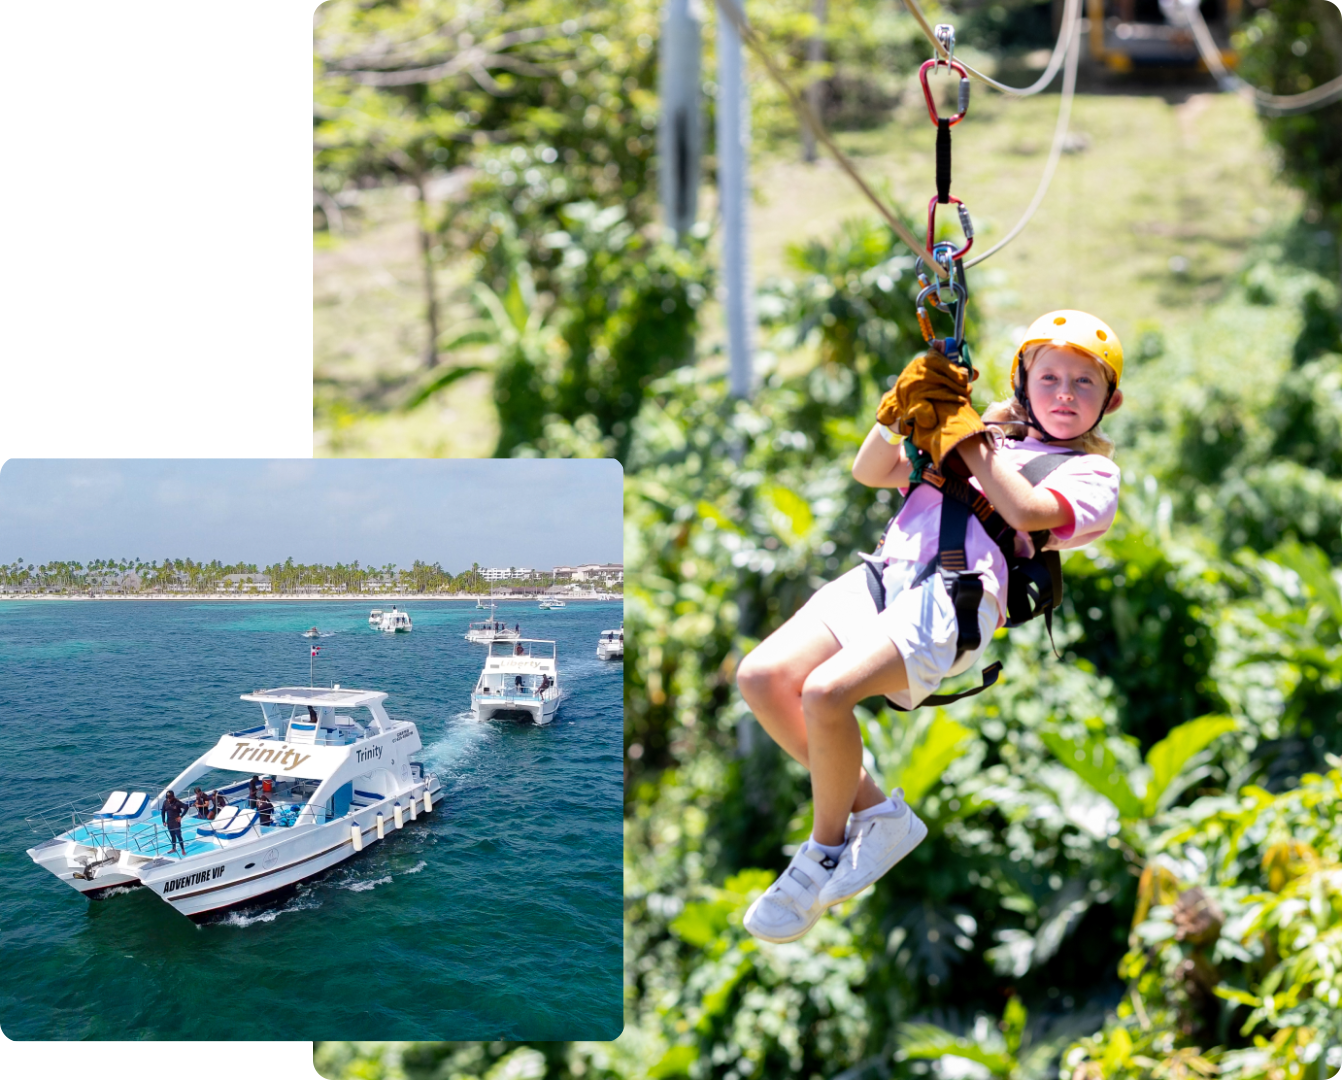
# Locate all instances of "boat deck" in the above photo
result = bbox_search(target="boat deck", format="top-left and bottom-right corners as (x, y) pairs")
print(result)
(65, 803), (311, 860)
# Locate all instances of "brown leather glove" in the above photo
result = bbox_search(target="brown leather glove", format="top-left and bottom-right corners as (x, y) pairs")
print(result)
(887, 350), (986, 467)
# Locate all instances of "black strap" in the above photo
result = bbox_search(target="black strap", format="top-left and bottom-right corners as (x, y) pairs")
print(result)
(887, 661), (1002, 712)
(936, 118), (951, 203)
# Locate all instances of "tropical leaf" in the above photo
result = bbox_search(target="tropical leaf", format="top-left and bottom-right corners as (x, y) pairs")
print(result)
(1143, 716), (1237, 816)
(898, 1022), (1014, 1077)
(403, 364), (489, 410)
(1040, 731), (1145, 819)
(892, 713), (974, 805)
(758, 482), (815, 543)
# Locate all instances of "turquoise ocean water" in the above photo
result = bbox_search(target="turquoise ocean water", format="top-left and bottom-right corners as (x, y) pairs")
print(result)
(0, 600), (623, 1041)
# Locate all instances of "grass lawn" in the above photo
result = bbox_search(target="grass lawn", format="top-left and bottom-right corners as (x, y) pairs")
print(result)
(314, 67), (1298, 458)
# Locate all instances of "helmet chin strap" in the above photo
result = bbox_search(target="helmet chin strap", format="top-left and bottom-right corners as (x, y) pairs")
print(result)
(1014, 369), (1114, 444)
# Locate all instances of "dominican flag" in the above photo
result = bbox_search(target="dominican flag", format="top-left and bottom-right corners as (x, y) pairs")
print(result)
(311, 646), (321, 657)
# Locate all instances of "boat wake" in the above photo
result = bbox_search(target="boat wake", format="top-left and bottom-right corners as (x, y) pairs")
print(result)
(342, 874), (393, 893)
(403, 860), (428, 874)
(217, 893), (323, 928)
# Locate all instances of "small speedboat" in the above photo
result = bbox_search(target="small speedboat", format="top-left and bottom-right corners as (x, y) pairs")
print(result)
(471, 639), (561, 725)
(376, 607), (412, 633)
(596, 627), (624, 661)
(465, 601), (519, 644)
(368, 609), (383, 628)
(303, 627), (321, 638)
(26, 686), (440, 920)
(538, 598), (566, 610)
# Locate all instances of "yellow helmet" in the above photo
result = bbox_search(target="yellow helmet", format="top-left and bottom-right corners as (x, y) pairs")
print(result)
(1009, 310), (1123, 391)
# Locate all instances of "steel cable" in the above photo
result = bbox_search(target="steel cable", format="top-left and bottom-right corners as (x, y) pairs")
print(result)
(1183, 1), (1342, 116)
(900, 0), (1077, 96)
(966, 6), (1082, 268)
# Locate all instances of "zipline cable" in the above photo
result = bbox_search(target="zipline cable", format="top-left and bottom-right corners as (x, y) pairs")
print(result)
(1183, 1), (1342, 115)
(714, 0), (949, 276)
(965, 5), (1082, 268)
(900, 0), (1077, 96)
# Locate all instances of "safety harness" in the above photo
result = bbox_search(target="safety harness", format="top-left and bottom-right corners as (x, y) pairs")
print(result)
(863, 449), (1079, 710)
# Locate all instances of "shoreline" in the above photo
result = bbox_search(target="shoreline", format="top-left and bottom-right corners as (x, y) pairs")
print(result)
(0, 593), (622, 603)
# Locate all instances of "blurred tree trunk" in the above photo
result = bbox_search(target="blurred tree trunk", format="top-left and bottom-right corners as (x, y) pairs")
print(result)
(411, 171), (441, 369)
(803, 0), (827, 163)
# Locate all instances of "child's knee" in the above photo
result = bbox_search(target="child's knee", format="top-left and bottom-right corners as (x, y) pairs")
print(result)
(735, 651), (777, 702)
(799, 672), (846, 721)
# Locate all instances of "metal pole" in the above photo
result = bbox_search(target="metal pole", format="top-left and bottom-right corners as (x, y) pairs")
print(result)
(659, 0), (703, 242)
(716, 1), (755, 398)
(803, 0), (827, 163)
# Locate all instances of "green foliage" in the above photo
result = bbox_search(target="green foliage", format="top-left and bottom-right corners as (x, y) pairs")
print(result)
(1066, 770), (1342, 1078)
(1236, 0), (1342, 228)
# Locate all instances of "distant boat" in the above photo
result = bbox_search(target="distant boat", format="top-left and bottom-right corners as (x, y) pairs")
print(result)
(302, 627), (320, 638)
(539, 598), (566, 610)
(465, 602), (519, 644)
(596, 627), (624, 661)
(376, 607), (412, 633)
(368, 609), (383, 628)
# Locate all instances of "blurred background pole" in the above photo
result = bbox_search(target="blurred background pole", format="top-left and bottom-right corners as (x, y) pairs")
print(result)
(658, 0), (703, 244)
(716, 1), (755, 399)
(802, 0), (826, 163)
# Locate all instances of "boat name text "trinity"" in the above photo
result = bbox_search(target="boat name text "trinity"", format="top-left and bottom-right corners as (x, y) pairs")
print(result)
(228, 743), (313, 771)
(164, 864), (226, 894)
(357, 745), (383, 762)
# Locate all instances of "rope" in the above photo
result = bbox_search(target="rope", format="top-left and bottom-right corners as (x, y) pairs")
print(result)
(899, 0), (1076, 96)
(713, 0), (948, 277)
(1183, 2), (1342, 116)
(966, 5), (1082, 268)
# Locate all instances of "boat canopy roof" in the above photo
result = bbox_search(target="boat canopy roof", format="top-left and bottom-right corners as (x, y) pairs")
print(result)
(240, 687), (389, 708)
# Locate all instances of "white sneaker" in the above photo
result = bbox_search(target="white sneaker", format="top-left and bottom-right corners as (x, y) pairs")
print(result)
(743, 842), (839, 944)
(818, 790), (928, 907)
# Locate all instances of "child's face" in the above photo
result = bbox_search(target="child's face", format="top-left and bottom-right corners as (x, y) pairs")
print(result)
(1023, 345), (1122, 441)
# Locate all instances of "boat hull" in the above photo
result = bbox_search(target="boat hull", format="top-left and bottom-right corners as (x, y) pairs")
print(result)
(472, 695), (559, 725)
(139, 779), (441, 919)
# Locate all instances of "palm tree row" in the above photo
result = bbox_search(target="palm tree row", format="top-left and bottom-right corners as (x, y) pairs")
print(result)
(0, 558), (584, 595)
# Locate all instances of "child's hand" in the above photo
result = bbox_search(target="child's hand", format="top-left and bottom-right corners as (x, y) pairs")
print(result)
(889, 351), (985, 466)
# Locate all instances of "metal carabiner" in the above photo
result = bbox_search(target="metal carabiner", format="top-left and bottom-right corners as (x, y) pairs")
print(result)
(915, 278), (968, 349)
(918, 58), (971, 128)
(925, 196), (974, 263)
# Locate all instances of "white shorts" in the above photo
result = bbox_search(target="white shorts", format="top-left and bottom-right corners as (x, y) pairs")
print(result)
(798, 559), (999, 710)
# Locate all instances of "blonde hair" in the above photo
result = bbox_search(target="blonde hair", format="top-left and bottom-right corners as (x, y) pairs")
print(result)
(984, 345), (1117, 459)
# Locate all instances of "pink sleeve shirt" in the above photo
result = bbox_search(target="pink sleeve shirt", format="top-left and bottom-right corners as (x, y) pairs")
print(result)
(875, 437), (1120, 626)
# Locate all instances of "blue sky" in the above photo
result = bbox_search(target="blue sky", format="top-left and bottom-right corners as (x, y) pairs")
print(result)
(0, 460), (623, 571)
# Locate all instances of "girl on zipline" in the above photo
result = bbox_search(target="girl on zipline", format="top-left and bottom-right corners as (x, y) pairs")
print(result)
(735, 310), (1125, 943)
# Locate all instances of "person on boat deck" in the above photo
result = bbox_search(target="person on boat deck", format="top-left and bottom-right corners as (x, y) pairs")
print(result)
(256, 790), (273, 826)
(213, 790), (228, 815)
(193, 787), (211, 819)
(515, 675), (525, 693)
(162, 790), (188, 856)
(515, 642), (525, 655)
(308, 705), (318, 723)
(248, 775), (260, 808)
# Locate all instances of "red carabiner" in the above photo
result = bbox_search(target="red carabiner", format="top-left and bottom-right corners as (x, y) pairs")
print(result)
(918, 58), (969, 127)
(926, 196), (974, 262)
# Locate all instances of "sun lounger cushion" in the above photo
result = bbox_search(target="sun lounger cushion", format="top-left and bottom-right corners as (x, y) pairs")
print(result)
(211, 808), (258, 839)
(112, 792), (148, 819)
(97, 791), (129, 817)
(196, 805), (240, 837)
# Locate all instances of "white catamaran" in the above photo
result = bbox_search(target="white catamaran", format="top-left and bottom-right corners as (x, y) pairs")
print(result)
(471, 639), (561, 725)
(26, 686), (440, 920)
